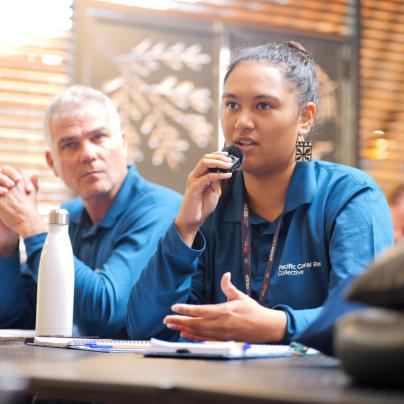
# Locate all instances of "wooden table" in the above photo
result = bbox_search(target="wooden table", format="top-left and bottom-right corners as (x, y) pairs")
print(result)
(0, 341), (403, 403)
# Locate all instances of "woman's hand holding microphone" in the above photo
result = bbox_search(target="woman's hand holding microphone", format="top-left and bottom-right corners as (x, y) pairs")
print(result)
(174, 151), (235, 247)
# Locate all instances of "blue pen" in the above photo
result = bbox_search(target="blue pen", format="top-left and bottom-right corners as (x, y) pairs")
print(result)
(84, 343), (113, 349)
(242, 343), (251, 352)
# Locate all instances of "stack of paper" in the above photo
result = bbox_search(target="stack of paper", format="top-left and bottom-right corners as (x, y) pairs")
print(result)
(32, 336), (150, 352)
(27, 336), (318, 357)
(145, 338), (318, 359)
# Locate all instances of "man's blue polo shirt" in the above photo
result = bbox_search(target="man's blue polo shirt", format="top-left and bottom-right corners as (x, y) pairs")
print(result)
(127, 160), (393, 342)
(0, 165), (181, 338)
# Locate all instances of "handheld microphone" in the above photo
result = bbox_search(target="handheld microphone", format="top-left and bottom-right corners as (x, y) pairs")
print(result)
(209, 145), (244, 173)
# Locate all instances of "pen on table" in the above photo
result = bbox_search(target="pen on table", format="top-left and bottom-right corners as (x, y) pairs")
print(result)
(289, 341), (309, 355)
(83, 342), (148, 349)
(242, 343), (251, 352)
(84, 343), (113, 349)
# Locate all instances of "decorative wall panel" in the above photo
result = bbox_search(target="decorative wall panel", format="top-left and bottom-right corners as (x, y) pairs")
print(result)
(76, 5), (218, 192)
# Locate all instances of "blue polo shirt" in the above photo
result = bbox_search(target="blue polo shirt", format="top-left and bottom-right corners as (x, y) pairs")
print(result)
(0, 165), (181, 338)
(127, 160), (393, 342)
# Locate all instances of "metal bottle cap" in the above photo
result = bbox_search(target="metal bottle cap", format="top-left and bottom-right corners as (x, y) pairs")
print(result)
(48, 208), (69, 225)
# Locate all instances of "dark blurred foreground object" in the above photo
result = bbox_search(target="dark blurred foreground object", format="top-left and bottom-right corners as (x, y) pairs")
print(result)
(335, 243), (404, 387)
(0, 375), (28, 404)
(345, 243), (404, 308)
(335, 308), (404, 386)
(296, 278), (364, 356)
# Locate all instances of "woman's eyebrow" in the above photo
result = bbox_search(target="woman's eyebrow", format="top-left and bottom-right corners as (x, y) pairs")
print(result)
(252, 94), (280, 103)
(222, 93), (238, 99)
(222, 93), (280, 104)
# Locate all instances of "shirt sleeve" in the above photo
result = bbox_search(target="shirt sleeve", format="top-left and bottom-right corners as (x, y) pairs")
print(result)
(0, 251), (36, 328)
(127, 222), (205, 340)
(24, 203), (181, 338)
(273, 186), (394, 342)
(296, 277), (365, 356)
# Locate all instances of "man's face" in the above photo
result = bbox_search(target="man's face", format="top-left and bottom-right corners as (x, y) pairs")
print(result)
(46, 102), (128, 202)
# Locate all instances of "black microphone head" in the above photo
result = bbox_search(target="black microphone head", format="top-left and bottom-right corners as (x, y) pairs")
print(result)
(223, 145), (244, 165)
(208, 145), (244, 173)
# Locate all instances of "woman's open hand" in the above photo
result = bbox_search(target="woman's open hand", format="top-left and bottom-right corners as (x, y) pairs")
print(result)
(163, 273), (287, 343)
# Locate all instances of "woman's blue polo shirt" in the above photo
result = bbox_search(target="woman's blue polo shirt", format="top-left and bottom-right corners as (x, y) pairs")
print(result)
(127, 160), (393, 342)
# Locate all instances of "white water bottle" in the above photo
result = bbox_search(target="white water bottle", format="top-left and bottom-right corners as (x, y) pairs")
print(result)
(35, 208), (74, 337)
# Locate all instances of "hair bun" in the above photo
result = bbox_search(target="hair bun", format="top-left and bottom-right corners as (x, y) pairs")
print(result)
(286, 41), (308, 56)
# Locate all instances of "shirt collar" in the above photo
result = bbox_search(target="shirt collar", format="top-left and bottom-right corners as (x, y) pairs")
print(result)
(223, 162), (316, 223)
(283, 162), (316, 214)
(69, 205), (83, 225)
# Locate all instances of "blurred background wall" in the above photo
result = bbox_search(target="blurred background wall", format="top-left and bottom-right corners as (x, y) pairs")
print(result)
(0, 0), (402, 216)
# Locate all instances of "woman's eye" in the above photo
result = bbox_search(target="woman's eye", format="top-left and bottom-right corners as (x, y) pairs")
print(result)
(226, 102), (238, 110)
(257, 102), (271, 110)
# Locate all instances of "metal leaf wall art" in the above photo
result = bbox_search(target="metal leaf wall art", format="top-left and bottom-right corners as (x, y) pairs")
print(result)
(101, 39), (213, 170)
(316, 64), (337, 127)
(312, 64), (338, 159)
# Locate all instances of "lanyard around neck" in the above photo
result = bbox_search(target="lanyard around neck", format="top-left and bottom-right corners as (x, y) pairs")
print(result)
(241, 203), (282, 305)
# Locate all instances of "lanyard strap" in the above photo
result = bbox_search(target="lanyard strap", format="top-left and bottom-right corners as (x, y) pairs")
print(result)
(241, 203), (282, 305)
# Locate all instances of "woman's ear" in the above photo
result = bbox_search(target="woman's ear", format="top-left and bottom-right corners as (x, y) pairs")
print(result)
(298, 102), (316, 137)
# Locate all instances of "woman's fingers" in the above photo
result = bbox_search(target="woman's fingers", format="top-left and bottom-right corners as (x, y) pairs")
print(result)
(187, 171), (232, 193)
(191, 152), (233, 178)
(164, 315), (229, 341)
(170, 303), (225, 318)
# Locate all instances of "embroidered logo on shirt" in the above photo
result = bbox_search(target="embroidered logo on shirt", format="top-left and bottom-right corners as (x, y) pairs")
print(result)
(277, 261), (321, 276)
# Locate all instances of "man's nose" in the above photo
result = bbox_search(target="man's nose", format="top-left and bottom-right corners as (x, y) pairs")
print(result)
(80, 141), (97, 162)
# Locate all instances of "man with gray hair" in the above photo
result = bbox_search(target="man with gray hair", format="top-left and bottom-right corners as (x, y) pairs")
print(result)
(0, 85), (181, 338)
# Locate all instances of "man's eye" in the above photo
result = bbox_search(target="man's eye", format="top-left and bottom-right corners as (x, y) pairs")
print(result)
(62, 142), (78, 150)
(257, 102), (271, 110)
(226, 102), (238, 110)
(93, 134), (107, 142)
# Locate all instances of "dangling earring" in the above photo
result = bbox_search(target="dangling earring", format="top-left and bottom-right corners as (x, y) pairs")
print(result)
(295, 138), (312, 162)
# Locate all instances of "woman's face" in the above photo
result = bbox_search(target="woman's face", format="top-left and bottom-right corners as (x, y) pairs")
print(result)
(221, 61), (311, 177)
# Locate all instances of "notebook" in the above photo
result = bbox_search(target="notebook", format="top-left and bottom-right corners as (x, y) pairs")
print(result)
(31, 336), (150, 353)
(145, 338), (318, 359)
